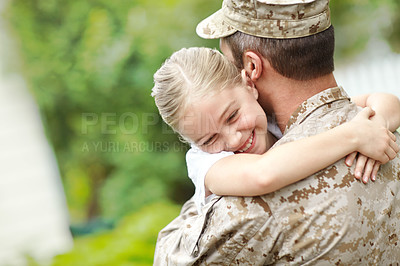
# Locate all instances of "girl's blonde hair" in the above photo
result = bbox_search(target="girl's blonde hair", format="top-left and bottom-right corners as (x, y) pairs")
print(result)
(151, 47), (241, 138)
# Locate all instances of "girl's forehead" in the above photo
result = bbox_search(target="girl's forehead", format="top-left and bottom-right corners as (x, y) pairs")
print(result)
(188, 90), (231, 110)
(181, 84), (250, 126)
(185, 88), (245, 122)
(192, 83), (243, 101)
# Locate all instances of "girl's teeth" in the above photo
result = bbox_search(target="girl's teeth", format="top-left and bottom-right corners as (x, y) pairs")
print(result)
(239, 132), (254, 153)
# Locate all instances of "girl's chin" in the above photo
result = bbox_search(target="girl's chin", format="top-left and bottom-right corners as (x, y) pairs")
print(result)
(252, 147), (264, 155)
(251, 133), (265, 154)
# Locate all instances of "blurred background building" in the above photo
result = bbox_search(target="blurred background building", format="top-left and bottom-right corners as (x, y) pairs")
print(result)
(335, 40), (400, 98)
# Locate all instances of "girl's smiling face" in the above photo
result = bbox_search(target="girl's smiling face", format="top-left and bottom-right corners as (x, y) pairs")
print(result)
(179, 84), (269, 155)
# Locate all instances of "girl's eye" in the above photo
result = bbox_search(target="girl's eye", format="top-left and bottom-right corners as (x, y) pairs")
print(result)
(202, 134), (216, 146)
(227, 110), (238, 123)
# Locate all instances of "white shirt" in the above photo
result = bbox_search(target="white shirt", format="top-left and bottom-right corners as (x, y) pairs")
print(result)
(186, 120), (283, 213)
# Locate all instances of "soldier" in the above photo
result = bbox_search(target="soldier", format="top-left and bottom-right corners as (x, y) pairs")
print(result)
(154, 0), (400, 264)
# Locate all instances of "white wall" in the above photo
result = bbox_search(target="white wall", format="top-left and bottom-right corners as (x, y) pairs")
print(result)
(335, 42), (400, 98)
(0, 2), (73, 265)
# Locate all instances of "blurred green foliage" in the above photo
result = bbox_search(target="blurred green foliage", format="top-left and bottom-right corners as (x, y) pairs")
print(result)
(4, 0), (400, 264)
(52, 201), (181, 266)
(330, 0), (400, 59)
(5, 0), (220, 224)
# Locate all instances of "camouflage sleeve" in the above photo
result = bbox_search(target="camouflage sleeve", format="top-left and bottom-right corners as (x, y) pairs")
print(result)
(154, 196), (280, 265)
(188, 196), (281, 264)
(153, 197), (201, 265)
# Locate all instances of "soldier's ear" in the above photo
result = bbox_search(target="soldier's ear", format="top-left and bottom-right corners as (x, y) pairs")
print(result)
(243, 51), (263, 82)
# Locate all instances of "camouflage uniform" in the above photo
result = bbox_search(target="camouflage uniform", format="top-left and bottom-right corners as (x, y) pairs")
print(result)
(154, 87), (400, 265)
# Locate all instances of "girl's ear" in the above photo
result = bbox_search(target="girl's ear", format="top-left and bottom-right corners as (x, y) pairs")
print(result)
(241, 70), (259, 100)
(241, 69), (255, 88)
(242, 51), (263, 82)
(249, 85), (259, 100)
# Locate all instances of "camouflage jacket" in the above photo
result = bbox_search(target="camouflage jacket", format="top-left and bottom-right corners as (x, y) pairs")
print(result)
(154, 87), (400, 265)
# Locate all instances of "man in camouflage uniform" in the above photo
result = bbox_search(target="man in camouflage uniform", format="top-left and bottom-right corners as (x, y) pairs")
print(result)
(154, 0), (400, 264)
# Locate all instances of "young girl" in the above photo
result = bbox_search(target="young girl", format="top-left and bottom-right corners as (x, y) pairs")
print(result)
(152, 47), (400, 213)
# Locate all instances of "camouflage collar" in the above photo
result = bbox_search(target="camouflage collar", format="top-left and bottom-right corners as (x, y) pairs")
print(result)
(284, 86), (350, 134)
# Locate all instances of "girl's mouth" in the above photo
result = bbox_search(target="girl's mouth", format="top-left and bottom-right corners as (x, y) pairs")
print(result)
(236, 130), (256, 153)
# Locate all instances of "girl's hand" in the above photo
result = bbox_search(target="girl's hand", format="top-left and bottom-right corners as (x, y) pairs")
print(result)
(350, 107), (398, 163)
(345, 152), (380, 183)
(345, 107), (399, 183)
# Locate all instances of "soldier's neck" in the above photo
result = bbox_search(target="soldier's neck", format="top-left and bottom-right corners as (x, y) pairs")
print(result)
(257, 73), (338, 133)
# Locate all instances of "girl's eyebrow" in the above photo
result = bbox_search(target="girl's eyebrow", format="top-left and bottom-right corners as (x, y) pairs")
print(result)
(195, 100), (236, 144)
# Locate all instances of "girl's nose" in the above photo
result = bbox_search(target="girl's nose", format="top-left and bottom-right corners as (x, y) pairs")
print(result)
(225, 130), (242, 151)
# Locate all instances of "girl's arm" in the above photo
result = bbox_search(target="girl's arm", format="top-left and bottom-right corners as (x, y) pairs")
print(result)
(205, 107), (399, 197)
(351, 93), (400, 132)
(345, 93), (400, 182)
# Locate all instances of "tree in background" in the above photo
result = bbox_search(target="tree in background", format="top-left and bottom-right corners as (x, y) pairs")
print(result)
(5, 0), (220, 225)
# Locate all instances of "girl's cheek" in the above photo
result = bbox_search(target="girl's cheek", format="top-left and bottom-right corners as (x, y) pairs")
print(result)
(238, 116), (253, 129)
(202, 143), (223, 154)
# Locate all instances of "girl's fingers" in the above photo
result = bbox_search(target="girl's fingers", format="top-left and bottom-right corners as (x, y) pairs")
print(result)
(362, 159), (375, 184)
(371, 162), (380, 182)
(389, 131), (397, 142)
(357, 107), (375, 118)
(354, 154), (367, 180)
(385, 147), (397, 162)
(385, 132), (399, 161)
(389, 137), (400, 154)
(345, 152), (358, 167)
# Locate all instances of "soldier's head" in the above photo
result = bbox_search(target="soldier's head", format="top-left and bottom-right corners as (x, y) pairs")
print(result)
(196, 0), (335, 81)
